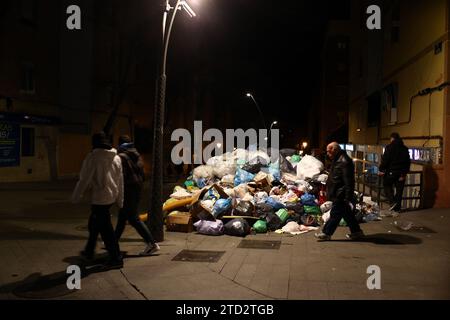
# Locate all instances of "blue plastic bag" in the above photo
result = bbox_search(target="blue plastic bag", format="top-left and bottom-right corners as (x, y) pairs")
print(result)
(234, 168), (255, 186)
(265, 196), (286, 210)
(195, 178), (207, 188)
(212, 198), (232, 218)
(268, 161), (281, 181)
(301, 193), (317, 206)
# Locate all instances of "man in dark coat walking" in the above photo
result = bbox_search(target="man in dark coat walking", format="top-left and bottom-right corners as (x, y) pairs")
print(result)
(114, 135), (160, 256)
(378, 132), (411, 213)
(315, 142), (364, 241)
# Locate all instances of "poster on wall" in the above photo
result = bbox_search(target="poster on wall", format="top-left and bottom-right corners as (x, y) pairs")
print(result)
(0, 122), (20, 167)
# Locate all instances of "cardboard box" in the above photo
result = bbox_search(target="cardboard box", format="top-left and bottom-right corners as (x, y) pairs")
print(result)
(166, 211), (193, 233)
(190, 184), (229, 221)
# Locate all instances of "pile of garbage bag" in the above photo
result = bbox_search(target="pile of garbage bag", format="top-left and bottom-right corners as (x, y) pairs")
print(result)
(160, 148), (381, 237)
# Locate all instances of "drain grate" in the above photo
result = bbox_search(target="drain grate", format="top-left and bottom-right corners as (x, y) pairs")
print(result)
(172, 250), (225, 262)
(238, 240), (281, 250)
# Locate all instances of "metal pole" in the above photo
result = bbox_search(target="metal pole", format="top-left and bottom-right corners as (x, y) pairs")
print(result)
(147, 0), (181, 242)
(249, 94), (267, 130)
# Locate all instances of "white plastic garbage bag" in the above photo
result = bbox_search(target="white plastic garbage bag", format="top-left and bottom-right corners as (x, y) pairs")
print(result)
(320, 201), (333, 213)
(322, 210), (331, 223)
(296, 155), (324, 180)
(194, 220), (224, 236)
(193, 165), (214, 180)
(170, 188), (192, 200)
(254, 191), (269, 204)
(221, 174), (235, 185)
(317, 174), (328, 183)
(282, 221), (302, 233)
(247, 150), (270, 165)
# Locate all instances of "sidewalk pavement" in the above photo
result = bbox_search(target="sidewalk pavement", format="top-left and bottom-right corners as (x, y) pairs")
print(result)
(0, 183), (449, 300)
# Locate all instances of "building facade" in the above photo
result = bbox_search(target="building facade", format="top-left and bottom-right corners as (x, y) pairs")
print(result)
(0, 0), (152, 182)
(347, 0), (450, 208)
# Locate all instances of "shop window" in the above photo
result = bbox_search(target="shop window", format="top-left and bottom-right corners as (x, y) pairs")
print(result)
(21, 127), (35, 157)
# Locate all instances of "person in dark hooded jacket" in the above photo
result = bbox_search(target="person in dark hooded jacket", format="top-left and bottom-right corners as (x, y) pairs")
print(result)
(378, 132), (411, 213)
(114, 135), (160, 256)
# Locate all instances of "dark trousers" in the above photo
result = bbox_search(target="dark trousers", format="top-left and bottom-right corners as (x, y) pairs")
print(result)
(85, 204), (121, 261)
(383, 172), (405, 211)
(323, 201), (362, 236)
(115, 185), (155, 245)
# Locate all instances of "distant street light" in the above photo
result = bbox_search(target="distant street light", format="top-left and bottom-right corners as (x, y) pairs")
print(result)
(148, 0), (197, 242)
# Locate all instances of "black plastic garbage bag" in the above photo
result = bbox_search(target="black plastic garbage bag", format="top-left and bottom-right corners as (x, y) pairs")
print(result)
(233, 201), (255, 217)
(242, 162), (264, 174)
(279, 155), (296, 174)
(263, 212), (282, 231)
(255, 203), (275, 217)
(224, 218), (251, 237)
(285, 202), (305, 215)
(286, 212), (302, 224)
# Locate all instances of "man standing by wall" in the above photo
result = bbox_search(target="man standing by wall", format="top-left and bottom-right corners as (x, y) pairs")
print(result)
(378, 132), (411, 214)
(315, 142), (364, 241)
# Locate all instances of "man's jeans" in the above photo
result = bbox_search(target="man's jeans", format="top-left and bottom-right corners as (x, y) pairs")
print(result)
(115, 185), (155, 245)
(323, 201), (362, 236)
(85, 204), (122, 261)
(383, 172), (405, 211)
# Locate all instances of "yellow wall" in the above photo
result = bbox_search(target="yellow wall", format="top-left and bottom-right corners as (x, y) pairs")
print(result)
(383, 0), (447, 77)
(349, 0), (447, 148)
(381, 48), (446, 147)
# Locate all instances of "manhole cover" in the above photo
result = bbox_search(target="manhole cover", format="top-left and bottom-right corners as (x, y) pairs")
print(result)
(238, 240), (281, 249)
(75, 225), (88, 231)
(172, 250), (225, 262)
(12, 272), (76, 299)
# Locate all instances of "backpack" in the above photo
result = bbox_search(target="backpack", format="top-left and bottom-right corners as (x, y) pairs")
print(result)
(120, 152), (145, 186)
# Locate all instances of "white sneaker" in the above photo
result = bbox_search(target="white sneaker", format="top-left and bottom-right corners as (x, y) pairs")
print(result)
(140, 243), (160, 256)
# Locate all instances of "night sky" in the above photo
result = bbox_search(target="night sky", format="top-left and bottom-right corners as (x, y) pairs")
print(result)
(159, 0), (349, 142)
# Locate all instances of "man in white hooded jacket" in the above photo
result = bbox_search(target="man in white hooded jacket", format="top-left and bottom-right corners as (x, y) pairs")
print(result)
(72, 132), (124, 269)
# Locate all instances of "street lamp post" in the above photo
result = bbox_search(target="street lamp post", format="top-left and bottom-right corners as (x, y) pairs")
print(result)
(269, 120), (278, 148)
(246, 93), (267, 131)
(148, 0), (196, 242)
